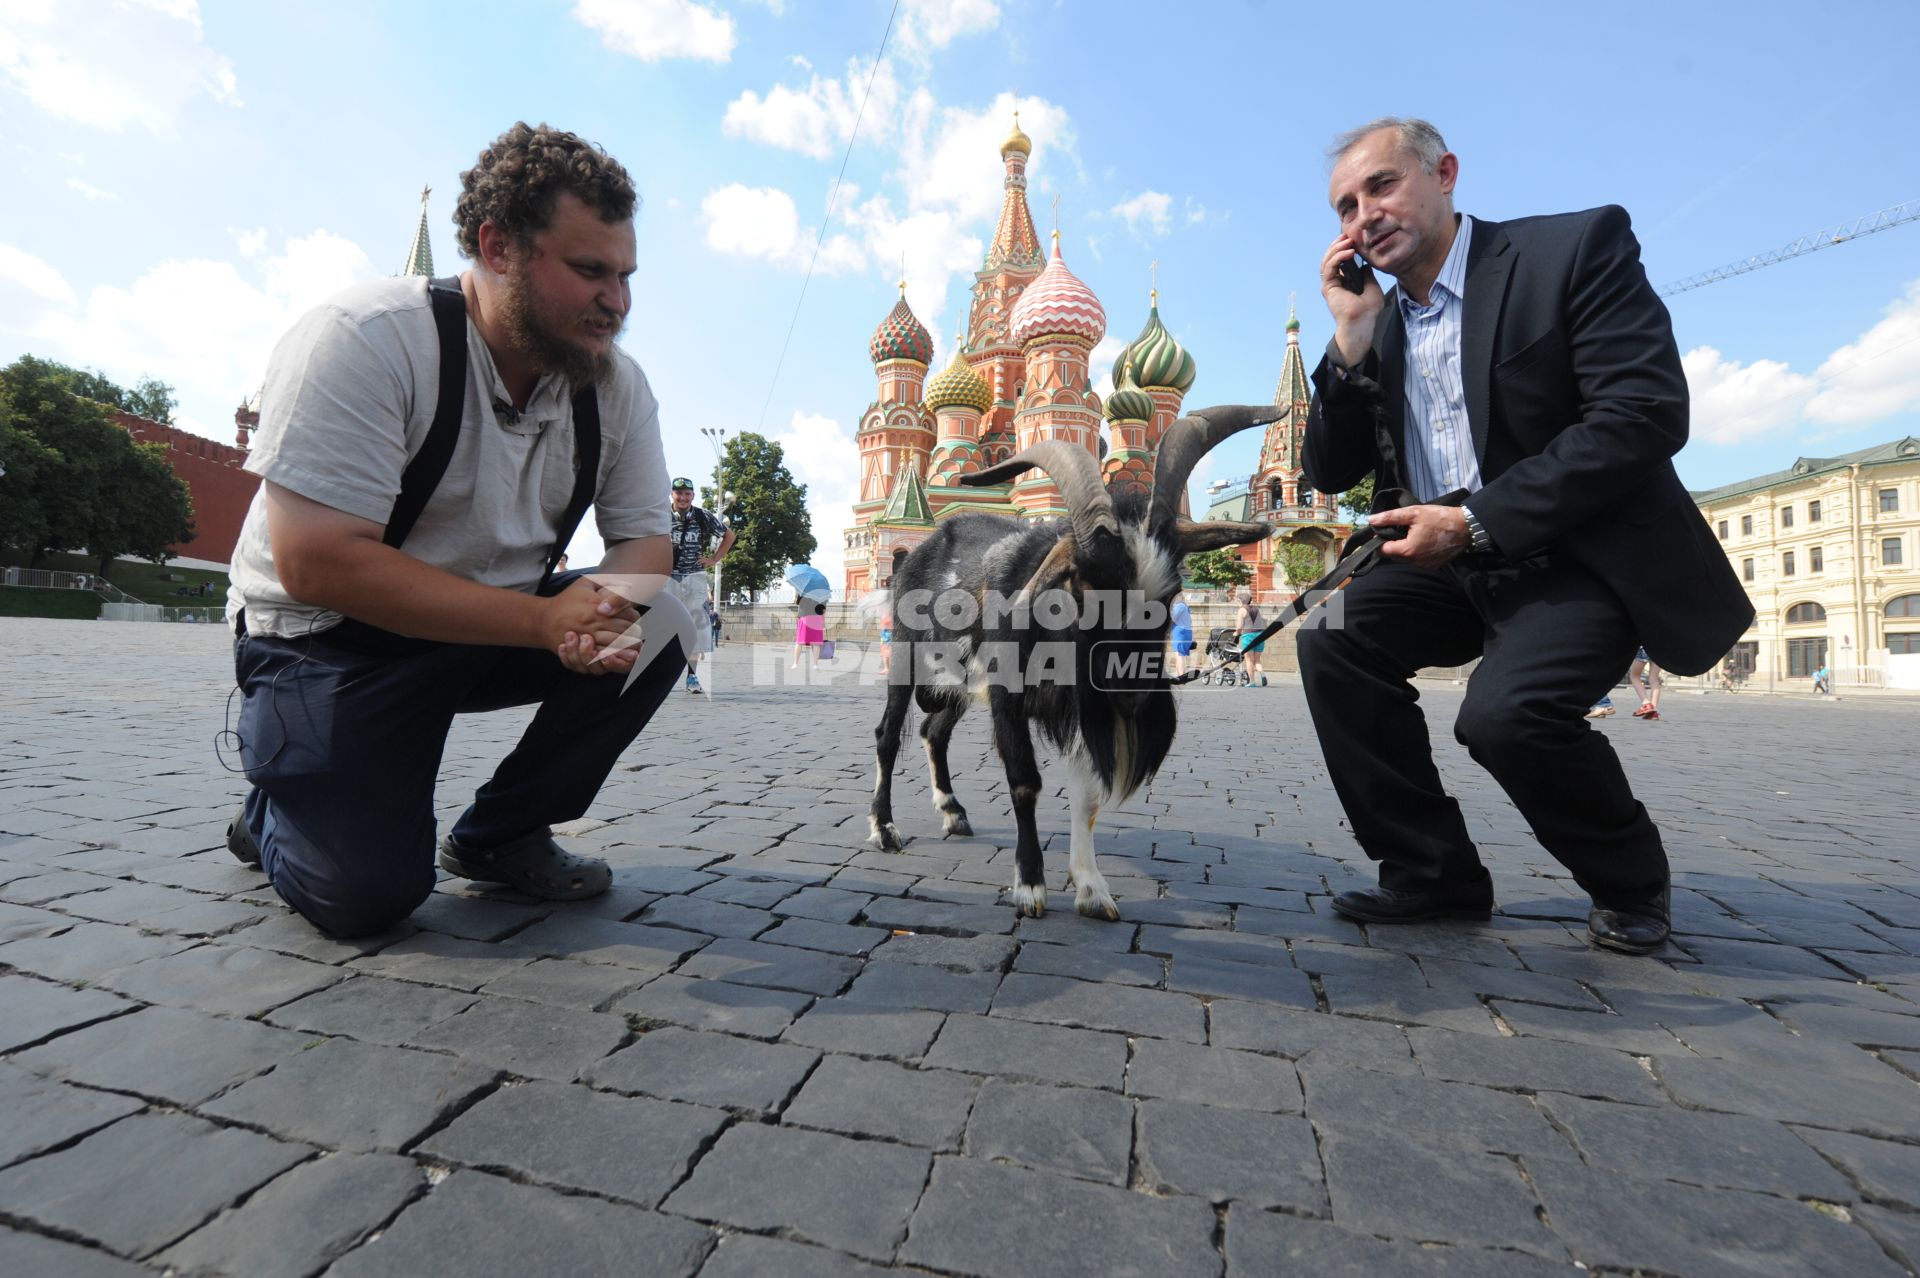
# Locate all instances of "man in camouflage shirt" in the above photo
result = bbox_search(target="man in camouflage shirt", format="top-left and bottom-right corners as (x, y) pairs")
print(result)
(668, 477), (734, 692)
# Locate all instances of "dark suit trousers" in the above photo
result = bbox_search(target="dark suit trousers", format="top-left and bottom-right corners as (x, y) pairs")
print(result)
(1296, 554), (1667, 908)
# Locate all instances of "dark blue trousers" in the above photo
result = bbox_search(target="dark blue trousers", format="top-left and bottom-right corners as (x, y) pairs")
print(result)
(232, 580), (681, 937)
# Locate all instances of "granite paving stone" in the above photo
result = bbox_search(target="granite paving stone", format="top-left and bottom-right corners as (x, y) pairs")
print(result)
(991, 971), (1206, 1042)
(0, 1063), (145, 1169)
(756, 914), (888, 955)
(499, 915), (709, 971)
(474, 956), (651, 1010)
(870, 930), (1018, 970)
(1857, 1205), (1920, 1274)
(663, 1123), (930, 1261)
(419, 1081), (726, 1207)
(0, 972), (136, 1052)
(1527, 1158), (1905, 1277)
(780, 998), (946, 1058)
(401, 995), (630, 1080)
(1209, 1000), (1421, 1074)
(585, 1025), (819, 1113)
(155, 1152), (426, 1278)
(858, 895), (1016, 935)
(1540, 1093), (1856, 1198)
(1126, 1038), (1304, 1112)
(1165, 953), (1318, 1006)
(613, 971), (813, 1038)
(1653, 1053), (1920, 1137)
(11, 1003), (311, 1106)
(1302, 1063), (1573, 1160)
(964, 1077), (1134, 1184)
(900, 1155), (1222, 1278)
(771, 884), (874, 924)
(1405, 1025), (1667, 1104)
(266, 974), (479, 1045)
(1224, 1210), (1581, 1276)
(203, 1037), (500, 1152)
(327, 1170), (712, 1278)
(0, 1110), (310, 1258)
(844, 959), (1002, 1012)
(696, 1234), (895, 1278)
(639, 893), (771, 939)
(1012, 941), (1163, 985)
(1791, 1126), (1920, 1207)
(1484, 999), (1687, 1054)
(782, 1053), (978, 1149)
(0, 918), (195, 982)
(1136, 1099), (1326, 1212)
(0, 1227), (160, 1277)
(96, 941), (344, 1016)
(0, 899), (74, 942)
(1320, 1129), (1561, 1254)
(675, 935), (863, 995)
(925, 1013), (1131, 1089)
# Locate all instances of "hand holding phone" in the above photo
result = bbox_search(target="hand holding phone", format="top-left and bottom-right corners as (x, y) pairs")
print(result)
(1336, 252), (1372, 295)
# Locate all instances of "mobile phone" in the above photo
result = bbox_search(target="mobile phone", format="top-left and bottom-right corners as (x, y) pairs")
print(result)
(1336, 252), (1372, 295)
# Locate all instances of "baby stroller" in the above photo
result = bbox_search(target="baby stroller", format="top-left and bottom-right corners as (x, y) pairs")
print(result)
(1197, 627), (1251, 685)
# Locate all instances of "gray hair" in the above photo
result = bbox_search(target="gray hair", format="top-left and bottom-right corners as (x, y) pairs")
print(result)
(1329, 118), (1448, 173)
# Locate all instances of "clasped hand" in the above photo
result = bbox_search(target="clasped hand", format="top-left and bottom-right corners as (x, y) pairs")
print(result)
(543, 579), (644, 675)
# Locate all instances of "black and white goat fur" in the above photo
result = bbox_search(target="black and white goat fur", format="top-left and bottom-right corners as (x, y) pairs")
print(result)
(866, 405), (1278, 919)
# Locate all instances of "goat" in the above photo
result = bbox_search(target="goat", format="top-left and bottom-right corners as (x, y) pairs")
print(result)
(866, 404), (1277, 919)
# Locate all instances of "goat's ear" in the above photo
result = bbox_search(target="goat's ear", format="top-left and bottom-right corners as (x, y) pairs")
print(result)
(1014, 536), (1076, 605)
(1174, 518), (1272, 553)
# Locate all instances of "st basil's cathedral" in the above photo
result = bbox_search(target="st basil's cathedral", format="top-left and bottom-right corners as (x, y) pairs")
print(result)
(841, 117), (1350, 597)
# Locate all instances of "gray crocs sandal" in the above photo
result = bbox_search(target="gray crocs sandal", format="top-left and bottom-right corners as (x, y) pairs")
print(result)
(436, 829), (612, 901)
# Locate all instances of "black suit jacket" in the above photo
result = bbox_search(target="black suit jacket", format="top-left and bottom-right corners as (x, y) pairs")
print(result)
(1304, 205), (1752, 675)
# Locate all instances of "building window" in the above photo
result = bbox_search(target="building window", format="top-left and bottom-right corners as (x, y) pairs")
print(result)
(1888, 594), (1920, 619)
(1881, 488), (1900, 513)
(1782, 552), (1795, 576)
(1780, 506), (1794, 528)
(1717, 520), (1728, 540)
(1786, 636), (1827, 678)
(1742, 558), (1754, 582)
(1299, 483), (1316, 508)
(1724, 640), (1758, 679)
(1741, 515), (1753, 536)
(1810, 546), (1823, 574)
(1885, 538), (1905, 566)
(1785, 601), (1826, 624)
(1890, 633), (1920, 656)
(1809, 499), (1822, 523)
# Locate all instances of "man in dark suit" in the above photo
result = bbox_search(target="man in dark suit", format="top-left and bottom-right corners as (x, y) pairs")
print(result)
(1298, 118), (1752, 954)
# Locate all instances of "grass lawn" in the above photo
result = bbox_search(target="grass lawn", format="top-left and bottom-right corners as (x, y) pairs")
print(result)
(1, 551), (229, 604)
(0, 587), (102, 620)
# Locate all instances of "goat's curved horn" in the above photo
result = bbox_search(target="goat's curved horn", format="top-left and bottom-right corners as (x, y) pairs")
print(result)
(960, 441), (1117, 548)
(1147, 404), (1289, 531)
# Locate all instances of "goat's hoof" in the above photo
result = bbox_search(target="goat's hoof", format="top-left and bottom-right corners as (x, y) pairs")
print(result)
(865, 821), (905, 853)
(1011, 883), (1047, 917)
(942, 813), (973, 838)
(1074, 884), (1120, 922)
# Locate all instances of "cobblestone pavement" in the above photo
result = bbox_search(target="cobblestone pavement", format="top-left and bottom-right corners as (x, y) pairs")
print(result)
(3, 617), (1920, 1277)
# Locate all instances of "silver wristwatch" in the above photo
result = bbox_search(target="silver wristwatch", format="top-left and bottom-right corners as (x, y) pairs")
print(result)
(1461, 505), (1493, 554)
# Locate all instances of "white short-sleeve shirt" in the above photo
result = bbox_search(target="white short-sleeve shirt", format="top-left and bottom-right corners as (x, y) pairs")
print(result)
(227, 276), (669, 638)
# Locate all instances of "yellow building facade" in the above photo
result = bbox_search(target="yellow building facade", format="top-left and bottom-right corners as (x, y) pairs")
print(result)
(1691, 436), (1920, 683)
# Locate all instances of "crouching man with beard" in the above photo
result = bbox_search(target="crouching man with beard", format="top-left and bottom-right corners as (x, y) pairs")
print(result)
(223, 122), (681, 937)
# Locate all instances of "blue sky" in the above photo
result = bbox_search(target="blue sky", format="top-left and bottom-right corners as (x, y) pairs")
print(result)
(3, 0), (1917, 581)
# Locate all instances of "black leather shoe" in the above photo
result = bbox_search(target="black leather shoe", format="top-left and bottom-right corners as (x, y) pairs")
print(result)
(1587, 886), (1671, 955)
(226, 804), (261, 869)
(1331, 885), (1494, 924)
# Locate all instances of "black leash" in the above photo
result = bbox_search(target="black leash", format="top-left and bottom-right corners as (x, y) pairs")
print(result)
(1173, 487), (1467, 685)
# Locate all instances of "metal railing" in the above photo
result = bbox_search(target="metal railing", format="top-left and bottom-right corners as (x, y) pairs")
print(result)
(1, 567), (142, 605)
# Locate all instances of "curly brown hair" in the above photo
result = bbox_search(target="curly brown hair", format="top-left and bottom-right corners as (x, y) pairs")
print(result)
(453, 122), (638, 260)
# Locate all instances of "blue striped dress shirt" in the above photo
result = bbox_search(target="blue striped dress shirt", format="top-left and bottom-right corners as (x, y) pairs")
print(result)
(1395, 215), (1482, 501)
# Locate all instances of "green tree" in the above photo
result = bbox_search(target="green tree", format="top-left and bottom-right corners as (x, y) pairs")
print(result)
(704, 432), (815, 598)
(0, 356), (195, 574)
(1185, 548), (1252, 589)
(47, 362), (178, 425)
(1278, 542), (1325, 586)
(1338, 473), (1376, 521)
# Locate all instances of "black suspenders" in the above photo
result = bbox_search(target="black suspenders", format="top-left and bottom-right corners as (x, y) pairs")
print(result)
(384, 276), (602, 586)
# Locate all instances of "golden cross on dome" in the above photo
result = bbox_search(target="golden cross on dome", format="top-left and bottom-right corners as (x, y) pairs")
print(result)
(1150, 259), (1159, 307)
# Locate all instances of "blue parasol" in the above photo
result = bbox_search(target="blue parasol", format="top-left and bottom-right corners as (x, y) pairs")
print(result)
(785, 564), (831, 601)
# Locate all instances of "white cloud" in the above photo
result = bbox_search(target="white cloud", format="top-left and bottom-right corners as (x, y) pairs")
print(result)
(772, 410), (862, 587)
(1111, 190), (1172, 238)
(1086, 334), (1127, 399)
(1683, 346), (1818, 444)
(1684, 279), (1920, 445)
(0, 0), (239, 133)
(66, 177), (115, 200)
(894, 90), (1075, 228)
(723, 57), (901, 160)
(230, 226), (269, 257)
(701, 182), (866, 273)
(1805, 280), (1920, 426)
(897, 0), (1000, 54)
(571, 0), (735, 63)
(1, 231), (377, 444)
(1185, 197), (1208, 226)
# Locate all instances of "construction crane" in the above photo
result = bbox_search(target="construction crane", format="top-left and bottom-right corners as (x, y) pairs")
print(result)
(1657, 198), (1920, 296)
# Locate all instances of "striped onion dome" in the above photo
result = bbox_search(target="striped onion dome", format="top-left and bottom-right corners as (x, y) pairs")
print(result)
(924, 349), (993, 414)
(869, 292), (933, 365)
(1008, 234), (1105, 347)
(1111, 299), (1196, 393)
(1103, 361), (1154, 423)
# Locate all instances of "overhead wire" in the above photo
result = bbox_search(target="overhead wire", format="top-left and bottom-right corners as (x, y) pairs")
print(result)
(753, 0), (902, 435)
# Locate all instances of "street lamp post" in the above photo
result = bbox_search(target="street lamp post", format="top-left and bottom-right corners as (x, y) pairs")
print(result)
(699, 427), (728, 604)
